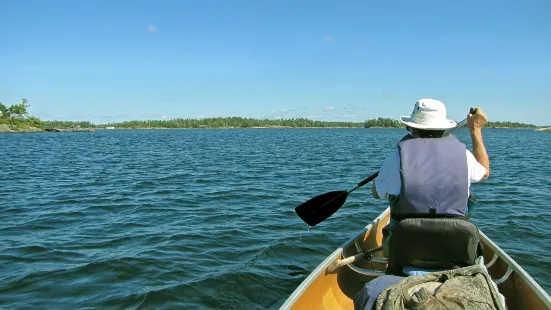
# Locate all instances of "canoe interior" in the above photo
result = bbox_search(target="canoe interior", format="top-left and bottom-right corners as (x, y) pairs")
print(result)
(282, 208), (551, 310)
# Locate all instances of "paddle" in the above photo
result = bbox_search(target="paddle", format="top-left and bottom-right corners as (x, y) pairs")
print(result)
(295, 108), (476, 226)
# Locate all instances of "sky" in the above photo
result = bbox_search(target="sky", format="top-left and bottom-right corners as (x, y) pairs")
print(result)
(2, 0), (551, 125)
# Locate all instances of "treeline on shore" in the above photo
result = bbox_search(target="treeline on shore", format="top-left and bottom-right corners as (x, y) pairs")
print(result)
(485, 121), (537, 128)
(0, 99), (541, 131)
(36, 117), (543, 129)
(362, 118), (538, 129)
(43, 117), (364, 129)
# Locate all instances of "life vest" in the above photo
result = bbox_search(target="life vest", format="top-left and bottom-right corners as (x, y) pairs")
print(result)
(390, 134), (469, 221)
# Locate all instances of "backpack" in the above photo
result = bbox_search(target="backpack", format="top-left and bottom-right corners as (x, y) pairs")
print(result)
(374, 265), (506, 310)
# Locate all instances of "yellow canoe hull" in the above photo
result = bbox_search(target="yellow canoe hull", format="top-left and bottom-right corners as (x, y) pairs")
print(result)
(281, 207), (551, 310)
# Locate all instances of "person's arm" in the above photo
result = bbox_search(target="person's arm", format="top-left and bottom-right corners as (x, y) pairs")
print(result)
(371, 149), (400, 199)
(468, 108), (490, 180)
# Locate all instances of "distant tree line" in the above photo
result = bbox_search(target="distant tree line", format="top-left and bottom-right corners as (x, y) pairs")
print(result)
(101, 117), (364, 128)
(486, 121), (537, 128)
(0, 99), (541, 130)
(41, 120), (95, 129)
(363, 118), (405, 128)
(362, 118), (537, 129)
(40, 117), (539, 129)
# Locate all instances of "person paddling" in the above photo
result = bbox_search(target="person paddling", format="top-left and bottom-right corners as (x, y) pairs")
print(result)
(371, 99), (490, 257)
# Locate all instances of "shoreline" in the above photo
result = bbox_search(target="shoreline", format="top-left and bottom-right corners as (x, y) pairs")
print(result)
(1, 125), (546, 133)
(1, 126), (365, 133)
(0, 124), (551, 133)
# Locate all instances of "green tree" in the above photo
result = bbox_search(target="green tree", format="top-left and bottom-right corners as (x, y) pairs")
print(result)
(27, 116), (42, 127)
(8, 98), (30, 119)
(0, 102), (9, 119)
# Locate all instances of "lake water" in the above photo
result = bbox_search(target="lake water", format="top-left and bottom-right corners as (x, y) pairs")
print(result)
(1, 128), (550, 309)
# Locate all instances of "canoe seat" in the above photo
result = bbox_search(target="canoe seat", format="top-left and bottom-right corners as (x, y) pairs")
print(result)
(387, 217), (481, 276)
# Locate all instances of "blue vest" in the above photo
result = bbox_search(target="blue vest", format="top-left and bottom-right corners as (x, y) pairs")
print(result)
(391, 135), (469, 220)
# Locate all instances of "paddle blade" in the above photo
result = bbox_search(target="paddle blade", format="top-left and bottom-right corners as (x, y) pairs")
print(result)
(295, 191), (349, 226)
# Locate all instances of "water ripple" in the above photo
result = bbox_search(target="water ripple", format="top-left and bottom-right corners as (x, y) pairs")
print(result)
(0, 128), (549, 309)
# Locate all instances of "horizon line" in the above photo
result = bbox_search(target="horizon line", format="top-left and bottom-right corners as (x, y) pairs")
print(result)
(38, 116), (541, 126)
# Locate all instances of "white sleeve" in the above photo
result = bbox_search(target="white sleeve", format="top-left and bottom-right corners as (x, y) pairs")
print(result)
(466, 150), (487, 184)
(374, 149), (401, 199)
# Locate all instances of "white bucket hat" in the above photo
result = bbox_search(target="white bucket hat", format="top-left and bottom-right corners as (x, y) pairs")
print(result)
(400, 99), (456, 130)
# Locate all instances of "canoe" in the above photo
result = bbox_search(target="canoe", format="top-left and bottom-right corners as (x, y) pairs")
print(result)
(281, 207), (551, 310)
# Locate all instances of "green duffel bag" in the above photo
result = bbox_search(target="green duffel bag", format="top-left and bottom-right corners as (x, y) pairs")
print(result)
(375, 265), (506, 310)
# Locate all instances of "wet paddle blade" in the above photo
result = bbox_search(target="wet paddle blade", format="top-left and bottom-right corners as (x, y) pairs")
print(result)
(295, 191), (349, 226)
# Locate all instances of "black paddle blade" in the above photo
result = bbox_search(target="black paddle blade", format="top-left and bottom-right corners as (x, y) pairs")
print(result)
(295, 191), (349, 226)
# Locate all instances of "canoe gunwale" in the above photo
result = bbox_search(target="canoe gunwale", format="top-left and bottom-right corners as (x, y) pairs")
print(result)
(280, 208), (390, 309)
(278, 225), (371, 309)
(480, 231), (551, 308)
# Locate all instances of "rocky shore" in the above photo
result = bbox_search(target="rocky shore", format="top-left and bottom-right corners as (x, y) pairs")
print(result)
(0, 124), (43, 133)
(0, 125), (96, 133)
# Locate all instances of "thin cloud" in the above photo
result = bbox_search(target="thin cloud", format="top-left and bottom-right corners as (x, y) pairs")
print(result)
(147, 25), (157, 33)
(276, 107), (308, 113)
(323, 107), (335, 115)
(324, 36), (335, 42)
(160, 115), (169, 119)
(381, 92), (392, 97)
(98, 115), (129, 119)
(269, 107), (310, 118)
(34, 112), (52, 117)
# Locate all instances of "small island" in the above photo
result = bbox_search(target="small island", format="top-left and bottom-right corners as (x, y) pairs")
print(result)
(0, 99), (541, 133)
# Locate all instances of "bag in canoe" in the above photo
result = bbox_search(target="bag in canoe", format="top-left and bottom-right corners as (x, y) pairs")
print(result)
(355, 264), (506, 310)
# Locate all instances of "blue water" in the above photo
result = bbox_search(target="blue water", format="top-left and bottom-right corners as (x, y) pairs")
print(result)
(1, 128), (550, 309)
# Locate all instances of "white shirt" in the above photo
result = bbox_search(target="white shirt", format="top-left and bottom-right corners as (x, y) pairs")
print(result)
(375, 149), (487, 199)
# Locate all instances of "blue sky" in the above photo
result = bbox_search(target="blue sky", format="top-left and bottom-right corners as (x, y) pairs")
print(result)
(2, 0), (550, 125)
